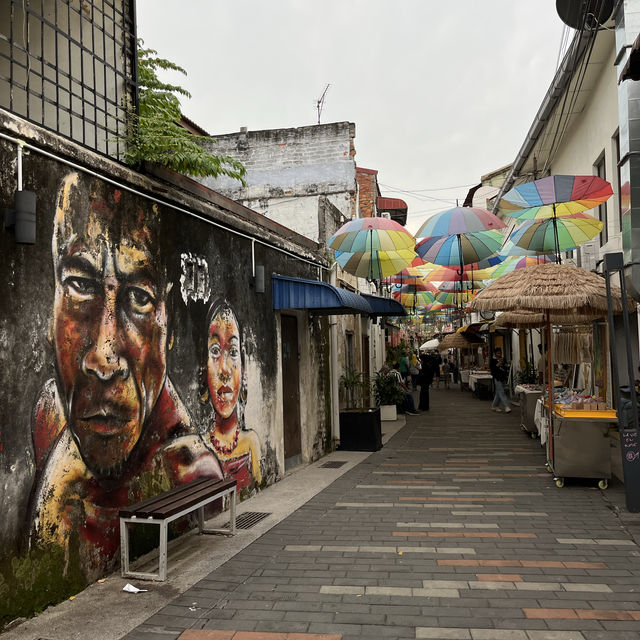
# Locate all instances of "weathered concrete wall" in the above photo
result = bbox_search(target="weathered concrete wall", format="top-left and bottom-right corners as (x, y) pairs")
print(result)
(0, 117), (330, 626)
(198, 122), (357, 242)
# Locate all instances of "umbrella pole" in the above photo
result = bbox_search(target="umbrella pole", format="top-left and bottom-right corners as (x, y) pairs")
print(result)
(552, 203), (561, 265)
(529, 328), (534, 365)
(457, 235), (464, 326)
(369, 229), (373, 281)
(546, 310), (555, 470)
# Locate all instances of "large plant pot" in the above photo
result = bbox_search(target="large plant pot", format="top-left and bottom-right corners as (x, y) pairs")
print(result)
(339, 408), (382, 451)
(380, 404), (397, 421)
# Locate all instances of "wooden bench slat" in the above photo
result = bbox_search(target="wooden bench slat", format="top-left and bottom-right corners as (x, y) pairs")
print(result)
(137, 481), (234, 519)
(118, 476), (213, 516)
(119, 477), (235, 518)
(121, 477), (235, 518)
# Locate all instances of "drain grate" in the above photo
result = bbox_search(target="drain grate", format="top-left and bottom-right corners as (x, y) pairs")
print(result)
(232, 511), (271, 529)
(320, 461), (348, 469)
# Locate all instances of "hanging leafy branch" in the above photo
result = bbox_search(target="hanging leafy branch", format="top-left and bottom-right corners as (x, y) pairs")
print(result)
(122, 42), (246, 183)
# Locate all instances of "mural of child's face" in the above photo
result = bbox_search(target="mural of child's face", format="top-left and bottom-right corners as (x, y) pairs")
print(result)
(51, 174), (168, 473)
(207, 308), (241, 420)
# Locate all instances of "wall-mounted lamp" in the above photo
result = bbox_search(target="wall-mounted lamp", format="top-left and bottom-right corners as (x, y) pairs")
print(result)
(255, 264), (265, 294)
(4, 189), (37, 244)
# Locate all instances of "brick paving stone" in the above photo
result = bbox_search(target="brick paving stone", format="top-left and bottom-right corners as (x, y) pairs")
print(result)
(125, 388), (640, 640)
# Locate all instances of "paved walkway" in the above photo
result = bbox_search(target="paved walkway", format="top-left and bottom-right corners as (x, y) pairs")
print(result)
(120, 387), (640, 640)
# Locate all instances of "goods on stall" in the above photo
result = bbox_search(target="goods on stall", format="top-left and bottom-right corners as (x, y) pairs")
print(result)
(551, 388), (609, 412)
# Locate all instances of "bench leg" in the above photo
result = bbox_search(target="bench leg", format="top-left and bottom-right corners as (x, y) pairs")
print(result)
(120, 519), (129, 577)
(197, 506), (205, 533)
(230, 488), (237, 535)
(200, 487), (237, 535)
(158, 521), (168, 581)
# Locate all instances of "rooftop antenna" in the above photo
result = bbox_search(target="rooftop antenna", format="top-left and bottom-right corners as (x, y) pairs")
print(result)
(316, 84), (330, 124)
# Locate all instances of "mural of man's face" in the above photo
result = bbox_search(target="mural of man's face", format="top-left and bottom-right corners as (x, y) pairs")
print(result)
(51, 173), (169, 473)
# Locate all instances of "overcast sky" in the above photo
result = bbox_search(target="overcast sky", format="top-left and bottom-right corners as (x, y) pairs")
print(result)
(136, 1), (568, 233)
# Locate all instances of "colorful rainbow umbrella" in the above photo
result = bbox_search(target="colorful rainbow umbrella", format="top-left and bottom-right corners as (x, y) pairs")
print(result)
(329, 217), (417, 279)
(510, 213), (603, 256)
(334, 248), (418, 280)
(499, 175), (612, 263)
(484, 255), (555, 279)
(415, 206), (506, 237)
(329, 217), (415, 252)
(435, 290), (477, 307)
(416, 230), (503, 266)
(499, 175), (613, 220)
(392, 290), (436, 309)
(422, 301), (456, 312)
(391, 282), (438, 294)
(437, 280), (487, 293)
(386, 273), (438, 287)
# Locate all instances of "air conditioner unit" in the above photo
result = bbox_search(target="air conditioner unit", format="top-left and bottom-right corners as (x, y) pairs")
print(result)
(581, 242), (597, 271)
(380, 212), (391, 219)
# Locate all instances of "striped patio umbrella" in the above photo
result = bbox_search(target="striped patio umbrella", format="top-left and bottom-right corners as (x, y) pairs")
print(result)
(485, 255), (555, 279)
(435, 290), (477, 307)
(392, 290), (436, 309)
(499, 175), (612, 262)
(415, 206), (505, 237)
(334, 248), (417, 280)
(510, 213), (603, 256)
(499, 175), (613, 220)
(329, 217), (417, 280)
(437, 280), (487, 293)
(416, 230), (503, 267)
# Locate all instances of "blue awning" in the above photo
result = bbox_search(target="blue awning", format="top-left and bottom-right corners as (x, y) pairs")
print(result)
(272, 275), (372, 315)
(361, 294), (406, 317)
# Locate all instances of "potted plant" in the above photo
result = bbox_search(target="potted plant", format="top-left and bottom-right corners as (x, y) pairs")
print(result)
(516, 361), (538, 385)
(372, 371), (406, 421)
(338, 368), (381, 451)
(339, 368), (369, 410)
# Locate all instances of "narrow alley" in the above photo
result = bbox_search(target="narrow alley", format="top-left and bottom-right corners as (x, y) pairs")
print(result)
(120, 388), (640, 640)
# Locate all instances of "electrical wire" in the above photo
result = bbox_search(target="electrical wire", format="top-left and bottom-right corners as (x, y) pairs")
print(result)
(379, 182), (477, 193)
(542, 24), (598, 174)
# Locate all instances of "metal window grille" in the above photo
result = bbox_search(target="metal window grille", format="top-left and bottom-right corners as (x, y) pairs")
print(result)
(0, 0), (137, 160)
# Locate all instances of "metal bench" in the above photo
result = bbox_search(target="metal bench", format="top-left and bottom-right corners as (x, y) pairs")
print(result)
(119, 476), (237, 581)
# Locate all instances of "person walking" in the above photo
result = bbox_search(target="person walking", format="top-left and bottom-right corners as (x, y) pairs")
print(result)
(441, 358), (451, 389)
(490, 347), (512, 413)
(432, 350), (442, 388)
(418, 351), (434, 411)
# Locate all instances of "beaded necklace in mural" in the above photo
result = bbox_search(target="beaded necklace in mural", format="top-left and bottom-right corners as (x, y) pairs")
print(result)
(210, 422), (239, 455)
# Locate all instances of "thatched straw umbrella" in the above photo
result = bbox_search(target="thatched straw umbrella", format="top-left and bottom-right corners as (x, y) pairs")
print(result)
(438, 331), (484, 351)
(470, 263), (634, 465)
(468, 263), (629, 315)
(494, 309), (604, 329)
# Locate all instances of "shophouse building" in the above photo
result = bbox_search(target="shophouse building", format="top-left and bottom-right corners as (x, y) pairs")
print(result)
(487, 0), (640, 480)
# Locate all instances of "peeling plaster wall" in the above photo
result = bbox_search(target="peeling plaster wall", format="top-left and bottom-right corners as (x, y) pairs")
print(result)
(198, 122), (357, 243)
(0, 119), (330, 625)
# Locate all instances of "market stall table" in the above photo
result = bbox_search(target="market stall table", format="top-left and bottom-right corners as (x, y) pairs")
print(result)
(542, 403), (617, 489)
(514, 384), (544, 437)
(468, 371), (493, 399)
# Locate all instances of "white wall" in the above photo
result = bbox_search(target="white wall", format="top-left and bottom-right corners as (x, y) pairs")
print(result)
(551, 36), (621, 263)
